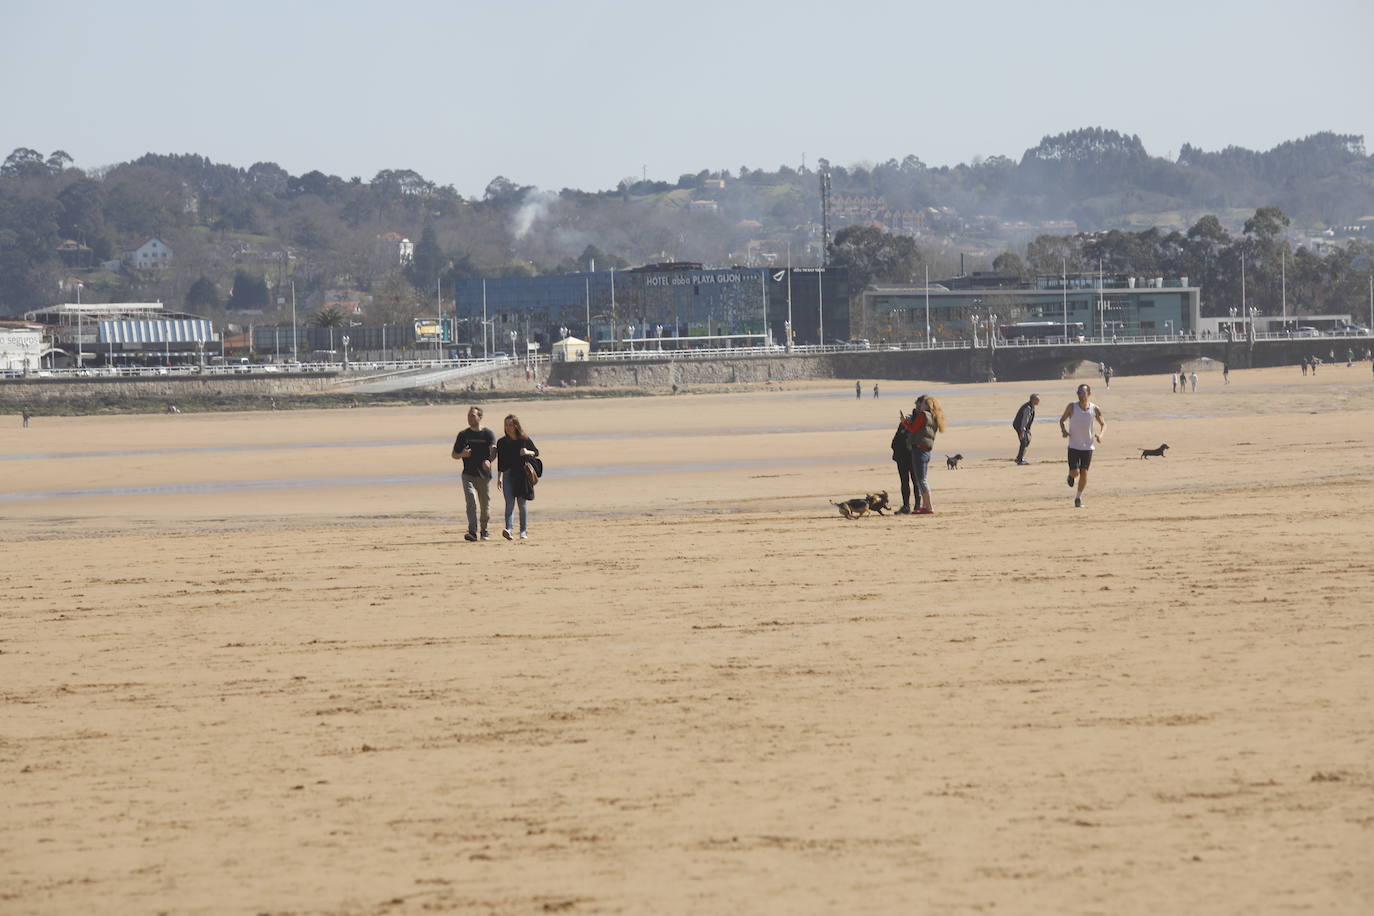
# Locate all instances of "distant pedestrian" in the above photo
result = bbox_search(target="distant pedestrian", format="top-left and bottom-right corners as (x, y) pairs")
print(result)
(1301, 358), (1308, 376)
(873, 383), (879, 399)
(1103, 366), (1113, 388)
(1171, 371), (1178, 392)
(855, 380), (861, 399)
(1012, 393), (1040, 465)
(1222, 364), (1230, 384)
(21, 407), (31, 428)
(1190, 371), (1198, 392)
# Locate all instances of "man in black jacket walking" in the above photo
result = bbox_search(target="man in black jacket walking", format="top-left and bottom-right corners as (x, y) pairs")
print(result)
(1012, 394), (1039, 465)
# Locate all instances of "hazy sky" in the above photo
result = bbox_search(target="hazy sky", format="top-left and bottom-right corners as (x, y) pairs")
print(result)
(7, 0), (1371, 197)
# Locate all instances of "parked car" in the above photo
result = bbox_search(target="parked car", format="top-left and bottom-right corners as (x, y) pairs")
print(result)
(1293, 326), (1319, 337)
(1331, 324), (1370, 336)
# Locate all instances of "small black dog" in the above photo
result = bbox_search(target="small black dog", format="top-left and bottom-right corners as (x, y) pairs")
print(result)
(1139, 444), (1170, 459)
(946, 454), (964, 470)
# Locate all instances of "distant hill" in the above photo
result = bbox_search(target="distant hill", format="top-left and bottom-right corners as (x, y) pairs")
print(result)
(2, 129), (1372, 319)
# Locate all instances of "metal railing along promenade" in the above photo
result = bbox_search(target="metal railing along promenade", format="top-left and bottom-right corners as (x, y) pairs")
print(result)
(6, 330), (1369, 382)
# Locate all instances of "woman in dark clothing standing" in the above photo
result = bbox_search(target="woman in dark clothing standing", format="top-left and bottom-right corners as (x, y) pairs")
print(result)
(890, 421), (917, 514)
(496, 414), (539, 540)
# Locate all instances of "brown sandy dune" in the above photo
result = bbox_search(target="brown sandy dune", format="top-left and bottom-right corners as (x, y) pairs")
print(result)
(1, 365), (1371, 914)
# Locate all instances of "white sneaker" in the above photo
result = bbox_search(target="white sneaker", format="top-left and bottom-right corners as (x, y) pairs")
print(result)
(1074, 495), (1083, 508)
(519, 531), (528, 540)
(502, 529), (513, 540)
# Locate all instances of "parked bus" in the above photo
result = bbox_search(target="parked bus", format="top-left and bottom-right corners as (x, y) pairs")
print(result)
(1000, 320), (1085, 343)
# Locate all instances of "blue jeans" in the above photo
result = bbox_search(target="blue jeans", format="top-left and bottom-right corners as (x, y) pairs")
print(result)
(502, 469), (528, 534)
(911, 447), (931, 494)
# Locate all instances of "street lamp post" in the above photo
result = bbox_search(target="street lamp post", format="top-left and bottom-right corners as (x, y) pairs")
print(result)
(342, 335), (350, 370)
(817, 269), (824, 347)
(509, 330), (517, 362)
(1060, 258), (1069, 343)
(1097, 258), (1105, 342)
(1165, 320), (1173, 340)
(656, 324), (663, 351)
(628, 324), (635, 354)
(970, 313), (980, 348)
(924, 264), (931, 346)
(290, 280), (298, 362)
(785, 243), (793, 347)
(74, 282), (84, 370)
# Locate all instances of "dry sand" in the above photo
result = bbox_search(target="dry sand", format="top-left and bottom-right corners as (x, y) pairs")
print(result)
(2, 365), (1372, 914)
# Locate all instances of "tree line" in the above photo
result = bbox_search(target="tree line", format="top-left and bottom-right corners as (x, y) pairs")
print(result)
(2, 128), (1372, 326)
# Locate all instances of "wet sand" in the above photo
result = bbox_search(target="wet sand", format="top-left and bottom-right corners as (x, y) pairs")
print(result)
(2, 365), (1372, 914)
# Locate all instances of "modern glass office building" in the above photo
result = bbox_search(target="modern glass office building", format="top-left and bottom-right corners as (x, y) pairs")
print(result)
(861, 273), (1201, 343)
(453, 265), (849, 350)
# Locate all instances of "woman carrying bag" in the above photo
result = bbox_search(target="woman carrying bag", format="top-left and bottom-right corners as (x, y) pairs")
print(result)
(496, 413), (540, 540)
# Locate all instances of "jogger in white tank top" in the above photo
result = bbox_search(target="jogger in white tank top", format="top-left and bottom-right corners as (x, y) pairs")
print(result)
(1058, 383), (1106, 508)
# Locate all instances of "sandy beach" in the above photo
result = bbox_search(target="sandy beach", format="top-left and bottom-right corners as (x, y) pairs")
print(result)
(2, 364), (1372, 914)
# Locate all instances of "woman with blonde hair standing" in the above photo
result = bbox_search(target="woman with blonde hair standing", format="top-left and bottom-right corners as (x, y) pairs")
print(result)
(900, 394), (946, 514)
(495, 413), (540, 540)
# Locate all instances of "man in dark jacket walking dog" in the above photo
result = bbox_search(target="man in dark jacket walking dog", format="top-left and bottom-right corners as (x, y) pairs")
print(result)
(1012, 394), (1039, 465)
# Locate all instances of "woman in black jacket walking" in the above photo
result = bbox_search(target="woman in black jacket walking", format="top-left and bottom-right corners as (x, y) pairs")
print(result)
(496, 414), (539, 540)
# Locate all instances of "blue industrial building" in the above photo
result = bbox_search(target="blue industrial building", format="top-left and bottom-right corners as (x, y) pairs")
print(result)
(453, 264), (849, 352)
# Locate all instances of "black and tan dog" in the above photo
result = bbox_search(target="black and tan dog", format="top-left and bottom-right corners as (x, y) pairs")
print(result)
(1139, 443), (1170, 459)
(946, 453), (964, 469)
(832, 490), (890, 519)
